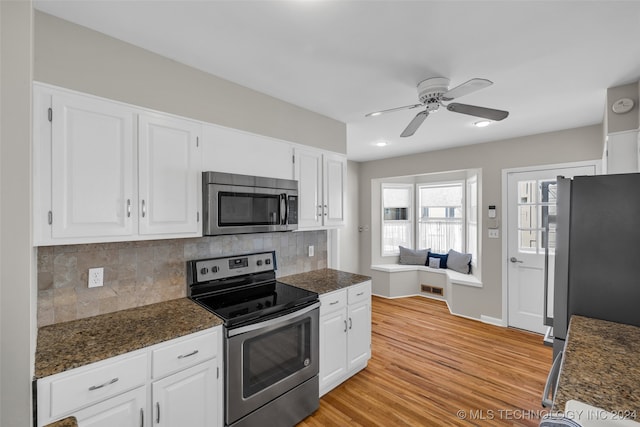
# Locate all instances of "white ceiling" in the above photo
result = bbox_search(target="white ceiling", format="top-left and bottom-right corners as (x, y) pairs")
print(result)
(34, 0), (640, 162)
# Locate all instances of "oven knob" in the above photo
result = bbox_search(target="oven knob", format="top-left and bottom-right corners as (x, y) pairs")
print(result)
(212, 266), (219, 273)
(265, 301), (272, 307)
(200, 267), (209, 275)
(256, 303), (264, 309)
(257, 260), (263, 266)
(265, 259), (271, 265)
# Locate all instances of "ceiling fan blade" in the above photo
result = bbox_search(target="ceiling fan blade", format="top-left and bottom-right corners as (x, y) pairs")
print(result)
(400, 110), (429, 137)
(446, 103), (509, 121)
(365, 104), (423, 117)
(441, 78), (493, 101)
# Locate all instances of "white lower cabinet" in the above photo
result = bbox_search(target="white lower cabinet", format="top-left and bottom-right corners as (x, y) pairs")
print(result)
(72, 386), (146, 427)
(318, 281), (371, 396)
(37, 327), (222, 427)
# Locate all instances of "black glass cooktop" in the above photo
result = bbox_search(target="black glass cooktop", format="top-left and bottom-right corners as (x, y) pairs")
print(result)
(193, 281), (318, 327)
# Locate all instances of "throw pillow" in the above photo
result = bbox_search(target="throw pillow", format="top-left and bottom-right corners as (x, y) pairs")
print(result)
(426, 252), (448, 269)
(447, 249), (472, 274)
(428, 257), (441, 268)
(399, 246), (430, 265)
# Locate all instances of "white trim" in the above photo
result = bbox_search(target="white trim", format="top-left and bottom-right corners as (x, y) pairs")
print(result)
(500, 159), (601, 329)
(371, 263), (482, 288)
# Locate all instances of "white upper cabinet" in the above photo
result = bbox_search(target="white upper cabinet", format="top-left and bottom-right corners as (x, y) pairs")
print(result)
(202, 124), (294, 180)
(138, 113), (201, 235)
(33, 84), (202, 246)
(603, 131), (640, 174)
(294, 147), (346, 229)
(49, 92), (137, 239)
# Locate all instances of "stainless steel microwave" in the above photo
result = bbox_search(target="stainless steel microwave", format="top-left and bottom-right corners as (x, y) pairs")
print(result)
(202, 171), (298, 235)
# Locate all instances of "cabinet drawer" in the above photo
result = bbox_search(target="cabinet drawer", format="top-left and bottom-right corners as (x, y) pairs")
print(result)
(48, 353), (146, 419)
(348, 282), (371, 305)
(320, 289), (347, 316)
(152, 330), (218, 379)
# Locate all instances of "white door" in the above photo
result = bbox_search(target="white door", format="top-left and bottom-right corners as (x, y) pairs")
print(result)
(294, 148), (323, 228)
(51, 93), (136, 239)
(152, 362), (218, 427)
(507, 164), (596, 333)
(323, 153), (347, 227)
(319, 309), (348, 392)
(73, 387), (145, 427)
(138, 113), (201, 236)
(347, 301), (371, 371)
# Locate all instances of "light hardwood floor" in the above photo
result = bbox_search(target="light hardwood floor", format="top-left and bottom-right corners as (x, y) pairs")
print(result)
(299, 296), (552, 426)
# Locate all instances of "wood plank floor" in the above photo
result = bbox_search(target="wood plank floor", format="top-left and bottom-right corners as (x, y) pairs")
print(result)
(299, 296), (552, 427)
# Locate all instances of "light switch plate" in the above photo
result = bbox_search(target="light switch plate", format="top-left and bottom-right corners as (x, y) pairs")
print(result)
(488, 229), (500, 239)
(308, 245), (314, 257)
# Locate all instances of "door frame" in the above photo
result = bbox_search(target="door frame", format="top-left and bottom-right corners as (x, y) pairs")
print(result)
(500, 160), (600, 327)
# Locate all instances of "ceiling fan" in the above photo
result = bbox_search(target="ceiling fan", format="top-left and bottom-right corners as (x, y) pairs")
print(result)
(365, 77), (509, 137)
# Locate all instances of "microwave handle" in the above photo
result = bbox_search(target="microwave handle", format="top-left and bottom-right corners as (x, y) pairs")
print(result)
(280, 193), (288, 225)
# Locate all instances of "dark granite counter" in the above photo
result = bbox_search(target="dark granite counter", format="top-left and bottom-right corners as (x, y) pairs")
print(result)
(279, 268), (370, 294)
(45, 417), (77, 427)
(35, 298), (222, 378)
(554, 315), (640, 415)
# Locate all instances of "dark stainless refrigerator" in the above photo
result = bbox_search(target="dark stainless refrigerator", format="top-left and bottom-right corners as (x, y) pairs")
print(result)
(552, 173), (640, 358)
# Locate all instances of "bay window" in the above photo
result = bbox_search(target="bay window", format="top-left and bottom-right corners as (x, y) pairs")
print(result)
(417, 182), (464, 253)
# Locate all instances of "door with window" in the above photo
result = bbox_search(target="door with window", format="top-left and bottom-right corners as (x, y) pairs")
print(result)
(506, 164), (596, 333)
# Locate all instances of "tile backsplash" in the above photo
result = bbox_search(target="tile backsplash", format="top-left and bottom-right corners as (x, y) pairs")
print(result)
(37, 231), (327, 327)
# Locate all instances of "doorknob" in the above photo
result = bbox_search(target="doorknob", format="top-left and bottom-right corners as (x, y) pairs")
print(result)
(510, 257), (524, 263)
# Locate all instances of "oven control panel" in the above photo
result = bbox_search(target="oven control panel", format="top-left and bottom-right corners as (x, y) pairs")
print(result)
(191, 251), (276, 283)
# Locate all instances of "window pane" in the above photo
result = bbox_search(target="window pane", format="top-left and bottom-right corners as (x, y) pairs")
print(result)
(518, 181), (537, 204)
(383, 222), (412, 254)
(419, 220), (462, 253)
(518, 205), (537, 229)
(420, 186), (462, 206)
(519, 230), (538, 252)
(418, 183), (463, 253)
(384, 207), (408, 221)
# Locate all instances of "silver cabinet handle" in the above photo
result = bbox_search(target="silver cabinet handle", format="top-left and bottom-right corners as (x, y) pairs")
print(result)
(140, 408), (144, 427)
(156, 402), (160, 423)
(356, 292), (364, 296)
(127, 199), (131, 218)
(88, 377), (118, 391)
(177, 349), (199, 359)
(510, 257), (523, 263)
(542, 351), (563, 408)
(329, 300), (339, 305)
(317, 205), (322, 216)
(324, 204), (328, 216)
(141, 200), (146, 218)
(349, 318), (353, 330)
(343, 320), (347, 333)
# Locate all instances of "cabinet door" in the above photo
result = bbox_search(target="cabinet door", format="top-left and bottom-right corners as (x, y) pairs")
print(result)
(152, 361), (218, 427)
(319, 309), (348, 394)
(51, 93), (136, 239)
(73, 386), (145, 427)
(347, 300), (371, 372)
(202, 124), (294, 180)
(323, 153), (347, 227)
(138, 113), (201, 236)
(294, 148), (323, 228)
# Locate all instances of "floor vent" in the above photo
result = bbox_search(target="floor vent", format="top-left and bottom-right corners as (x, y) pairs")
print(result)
(421, 284), (444, 296)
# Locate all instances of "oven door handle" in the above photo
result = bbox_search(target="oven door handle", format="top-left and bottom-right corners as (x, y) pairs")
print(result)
(228, 301), (320, 337)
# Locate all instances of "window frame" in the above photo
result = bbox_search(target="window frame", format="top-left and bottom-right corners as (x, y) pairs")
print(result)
(380, 183), (414, 257)
(415, 180), (466, 254)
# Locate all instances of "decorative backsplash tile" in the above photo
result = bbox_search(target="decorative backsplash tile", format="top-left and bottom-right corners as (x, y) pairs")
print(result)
(37, 231), (327, 327)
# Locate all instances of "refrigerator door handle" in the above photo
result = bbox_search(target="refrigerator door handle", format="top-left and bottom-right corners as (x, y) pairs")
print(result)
(542, 350), (563, 408)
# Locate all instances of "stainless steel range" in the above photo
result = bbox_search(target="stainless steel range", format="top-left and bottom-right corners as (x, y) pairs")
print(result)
(186, 251), (319, 427)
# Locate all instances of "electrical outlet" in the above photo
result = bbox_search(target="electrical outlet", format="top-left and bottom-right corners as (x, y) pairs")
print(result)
(308, 245), (314, 257)
(88, 267), (104, 288)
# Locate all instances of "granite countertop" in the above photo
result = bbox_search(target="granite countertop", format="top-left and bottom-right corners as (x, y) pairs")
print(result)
(44, 417), (77, 427)
(35, 298), (222, 378)
(554, 315), (640, 414)
(279, 268), (371, 294)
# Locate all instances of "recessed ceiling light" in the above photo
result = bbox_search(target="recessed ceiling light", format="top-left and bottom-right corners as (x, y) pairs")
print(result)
(376, 141), (388, 147)
(473, 120), (492, 128)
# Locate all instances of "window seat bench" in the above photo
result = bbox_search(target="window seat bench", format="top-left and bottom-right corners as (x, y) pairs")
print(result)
(369, 264), (482, 300)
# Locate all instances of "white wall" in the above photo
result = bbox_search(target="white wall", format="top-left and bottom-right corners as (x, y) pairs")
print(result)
(337, 160), (360, 273)
(358, 125), (603, 321)
(33, 11), (346, 155)
(1, 1), (35, 425)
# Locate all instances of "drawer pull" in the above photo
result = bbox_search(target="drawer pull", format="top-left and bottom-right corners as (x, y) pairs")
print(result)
(329, 300), (340, 305)
(349, 318), (353, 330)
(156, 402), (160, 423)
(88, 377), (119, 391)
(356, 292), (364, 296)
(177, 349), (199, 359)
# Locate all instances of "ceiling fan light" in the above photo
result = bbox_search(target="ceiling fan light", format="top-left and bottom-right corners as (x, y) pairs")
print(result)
(369, 111), (382, 117)
(473, 120), (492, 128)
(376, 141), (388, 147)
